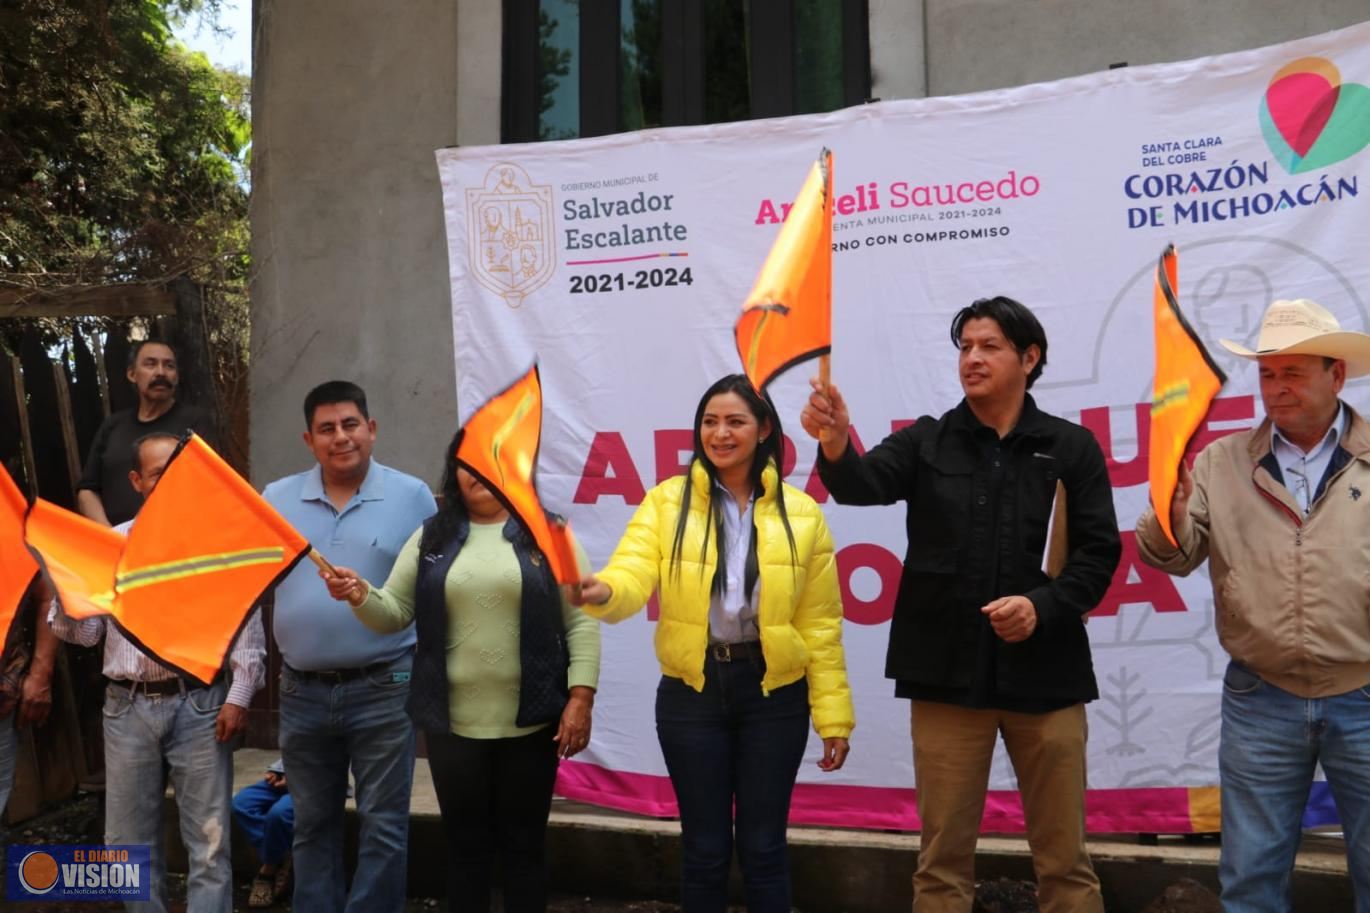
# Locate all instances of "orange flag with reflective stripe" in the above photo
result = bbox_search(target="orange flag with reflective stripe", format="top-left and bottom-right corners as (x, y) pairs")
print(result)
(0, 466), (39, 641)
(1149, 244), (1226, 546)
(735, 148), (833, 392)
(24, 498), (125, 620)
(455, 364), (580, 584)
(115, 435), (310, 683)
(23, 435), (310, 684)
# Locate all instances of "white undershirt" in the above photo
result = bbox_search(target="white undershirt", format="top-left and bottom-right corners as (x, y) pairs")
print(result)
(707, 483), (760, 643)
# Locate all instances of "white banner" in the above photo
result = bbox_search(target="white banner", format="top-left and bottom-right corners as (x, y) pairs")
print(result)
(438, 22), (1370, 831)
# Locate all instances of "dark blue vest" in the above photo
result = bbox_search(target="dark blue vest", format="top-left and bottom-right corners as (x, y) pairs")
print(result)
(408, 515), (570, 734)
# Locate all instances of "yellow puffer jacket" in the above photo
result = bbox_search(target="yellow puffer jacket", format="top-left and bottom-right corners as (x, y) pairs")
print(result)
(586, 460), (854, 739)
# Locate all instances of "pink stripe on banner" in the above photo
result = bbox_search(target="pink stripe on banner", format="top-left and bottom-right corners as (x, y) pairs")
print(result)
(556, 761), (1200, 834)
(565, 252), (689, 266)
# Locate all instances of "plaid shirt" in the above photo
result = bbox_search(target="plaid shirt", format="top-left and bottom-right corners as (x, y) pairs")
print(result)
(47, 600), (265, 708)
(45, 518), (266, 707)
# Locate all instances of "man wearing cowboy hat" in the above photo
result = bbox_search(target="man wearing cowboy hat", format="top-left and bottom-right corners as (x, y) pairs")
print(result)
(1137, 298), (1370, 913)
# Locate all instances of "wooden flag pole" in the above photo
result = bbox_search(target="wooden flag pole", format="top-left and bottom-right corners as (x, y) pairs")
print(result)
(552, 517), (584, 602)
(308, 548), (339, 577)
(818, 354), (833, 445)
(309, 547), (372, 606)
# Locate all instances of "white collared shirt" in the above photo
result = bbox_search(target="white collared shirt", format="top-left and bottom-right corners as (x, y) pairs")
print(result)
(1271, 402), (1348, 515)
(708, 483), (760, 643)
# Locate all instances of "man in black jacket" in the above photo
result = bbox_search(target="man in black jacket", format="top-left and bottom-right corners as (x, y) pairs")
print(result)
(801, 296), (1121, 913)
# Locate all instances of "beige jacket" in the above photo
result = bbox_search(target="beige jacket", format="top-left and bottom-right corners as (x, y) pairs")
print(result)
(1136, 408), (1370, 698)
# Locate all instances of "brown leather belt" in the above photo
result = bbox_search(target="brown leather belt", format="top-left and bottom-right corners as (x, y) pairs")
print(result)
(110, 678), (197, 697)
(708, 641), (762, 663)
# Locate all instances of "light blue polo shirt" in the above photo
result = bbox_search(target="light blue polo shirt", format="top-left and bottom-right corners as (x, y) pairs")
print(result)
(264, 459), (437, 670)
(1271, 401), (1349, 514)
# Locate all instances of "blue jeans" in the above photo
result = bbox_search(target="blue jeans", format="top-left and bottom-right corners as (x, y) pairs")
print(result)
(279, 655), (415, 913)
(103, 681), (234, 913)
(232, 781), (295, 867)
(655, 657), (810, 913)
(1219, 661), (1370, 913)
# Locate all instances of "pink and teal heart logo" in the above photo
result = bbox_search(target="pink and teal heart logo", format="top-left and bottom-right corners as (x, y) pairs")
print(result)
(1260, 57), (1370, 174)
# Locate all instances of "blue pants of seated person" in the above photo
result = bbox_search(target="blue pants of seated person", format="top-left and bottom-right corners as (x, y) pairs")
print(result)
(233, 781), (295, 867)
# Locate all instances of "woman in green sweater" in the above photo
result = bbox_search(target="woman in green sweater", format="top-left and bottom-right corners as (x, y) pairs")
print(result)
(322, 437), (600, 913)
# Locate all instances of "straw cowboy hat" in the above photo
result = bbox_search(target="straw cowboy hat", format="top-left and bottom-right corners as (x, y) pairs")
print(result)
(1219, 298), (1370, 378)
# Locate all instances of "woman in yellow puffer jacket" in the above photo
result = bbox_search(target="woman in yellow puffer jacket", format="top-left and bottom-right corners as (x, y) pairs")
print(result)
(574, 374), (853, 913)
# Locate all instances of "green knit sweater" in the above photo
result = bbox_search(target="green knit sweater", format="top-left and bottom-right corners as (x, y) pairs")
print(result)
(354, 521), (600, 738)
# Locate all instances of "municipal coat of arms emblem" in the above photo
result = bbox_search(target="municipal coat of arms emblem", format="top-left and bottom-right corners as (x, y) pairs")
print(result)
(466, 164), (555, 308)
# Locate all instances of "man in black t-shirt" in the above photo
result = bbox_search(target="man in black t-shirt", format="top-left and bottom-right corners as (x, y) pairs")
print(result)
(76, 338), (215, 526)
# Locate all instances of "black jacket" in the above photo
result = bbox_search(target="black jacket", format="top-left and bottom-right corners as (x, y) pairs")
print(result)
(408, 515), (570, 734)
(817, 395), (1121, 704)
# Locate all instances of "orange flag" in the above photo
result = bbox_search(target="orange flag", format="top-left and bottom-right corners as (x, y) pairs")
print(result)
(735, 148), (833, 392)
(455, 364), (580, 584)
(114, 435), (311, 683)
(24, 498), (125, 620)
(1148, 244), (1226, 546)
(0, 466), (39, 642)
(24, 435), (310, 684)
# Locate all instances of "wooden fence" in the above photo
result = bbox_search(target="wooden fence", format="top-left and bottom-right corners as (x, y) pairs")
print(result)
(1, 279), (255, 825)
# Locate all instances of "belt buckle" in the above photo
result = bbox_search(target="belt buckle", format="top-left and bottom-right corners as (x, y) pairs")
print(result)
(316, 669), (344, 684)
(712, 643), (732, 663)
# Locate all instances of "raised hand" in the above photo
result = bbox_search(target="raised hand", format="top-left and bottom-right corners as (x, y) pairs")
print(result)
(799, 375), (851, 461)
(1169, 460), (1194, 534)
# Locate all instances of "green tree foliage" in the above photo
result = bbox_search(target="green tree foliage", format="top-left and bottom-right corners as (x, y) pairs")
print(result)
(0, 0), (252, 470)
(621, 0), (662, 132)
(0, 0), (249, 291)
(538, 5), (574, 141)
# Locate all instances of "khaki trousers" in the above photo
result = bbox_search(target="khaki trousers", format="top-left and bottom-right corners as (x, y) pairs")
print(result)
(910, 701), (1103, 913)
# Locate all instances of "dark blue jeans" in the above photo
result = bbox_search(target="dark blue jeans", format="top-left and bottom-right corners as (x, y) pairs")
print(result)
(1218, 661), (1370, 913)
(655, 657), (810, 913)
(279, 655), (416, 913)
(232, 781), (295, 867)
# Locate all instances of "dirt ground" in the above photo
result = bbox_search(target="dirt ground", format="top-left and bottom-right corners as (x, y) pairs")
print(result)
(4, 881), (687, 913)
(10, 793), (1229, 913)
(2, 793), (691, 912)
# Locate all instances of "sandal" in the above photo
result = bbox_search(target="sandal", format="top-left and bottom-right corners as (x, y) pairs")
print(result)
(273, 856), (293, 900)
(248, 876), (275, 908)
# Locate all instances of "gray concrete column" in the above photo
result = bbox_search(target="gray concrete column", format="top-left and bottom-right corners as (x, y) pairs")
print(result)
(870, 0), (928, 100)
(457, 0), (502, 147)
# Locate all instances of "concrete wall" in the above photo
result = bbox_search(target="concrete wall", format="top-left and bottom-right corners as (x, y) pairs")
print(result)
(873, 0), (1369, 100)
(250, 0), (482, 486)
(251, 2), (1369, 484)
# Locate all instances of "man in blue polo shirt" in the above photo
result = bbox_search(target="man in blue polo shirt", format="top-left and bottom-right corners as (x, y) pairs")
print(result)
(263, 381), (436, 913)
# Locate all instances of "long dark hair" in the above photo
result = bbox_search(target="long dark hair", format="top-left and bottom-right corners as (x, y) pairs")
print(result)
(421, 430), (551, 559)
(669, 375), (798, 599)
(418, 429), (471, 558)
